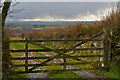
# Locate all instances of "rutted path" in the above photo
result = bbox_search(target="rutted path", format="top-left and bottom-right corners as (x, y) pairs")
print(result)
(27, 52), (48, 78)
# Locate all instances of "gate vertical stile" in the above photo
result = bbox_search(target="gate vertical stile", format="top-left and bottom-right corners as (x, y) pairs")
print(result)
(103, 29), (111, 71)
(25, 38), (28, 72)
(63, 53), (66, 71)
(8, 38), (10, 78)
(8, 38), (10, 76)
(101, 33), (104, 67)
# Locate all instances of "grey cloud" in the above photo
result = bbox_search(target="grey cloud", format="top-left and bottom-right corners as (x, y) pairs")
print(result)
(7, 2), (112, 20)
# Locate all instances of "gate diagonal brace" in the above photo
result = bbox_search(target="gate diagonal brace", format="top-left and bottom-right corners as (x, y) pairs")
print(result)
(28, 42), (87, 71)
(28, 40), (101, 71)
(28, 31), (103, 71)
(67, 31), (103, 56)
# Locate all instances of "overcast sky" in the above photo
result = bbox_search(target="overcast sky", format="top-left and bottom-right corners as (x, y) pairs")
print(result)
(7, 2), (114, 21)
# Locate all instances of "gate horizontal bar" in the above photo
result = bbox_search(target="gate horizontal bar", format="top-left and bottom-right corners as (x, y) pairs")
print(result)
(10, 39), (102, 42)
(13, 67), (104, 74)
(114, 46), (120, 48)
(13, 61), (103, 67)
(10, 40), (26, 42)
(11, 55), (102, 60)
(10, 48), (103, 52)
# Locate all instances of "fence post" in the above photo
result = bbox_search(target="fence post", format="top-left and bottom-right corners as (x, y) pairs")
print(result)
(25, 38), (28, 72)
(103, 29), (111, 71)
(63, 54), (66, 71)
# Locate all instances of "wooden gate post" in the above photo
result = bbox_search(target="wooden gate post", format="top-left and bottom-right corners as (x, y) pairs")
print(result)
(117, 2), (120, 78)
(25, 38), (28, 72)
(2, 38), (10, 79)
(103, 29), (111, 71)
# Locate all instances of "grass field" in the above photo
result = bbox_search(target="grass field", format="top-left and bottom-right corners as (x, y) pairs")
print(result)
(32, 28), (44, 30)
(100, 61), (119, 78)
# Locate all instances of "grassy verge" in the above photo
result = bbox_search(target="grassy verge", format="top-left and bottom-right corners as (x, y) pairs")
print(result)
(99, 61), (119, 79)
(100, 70), (118, 78)
(9, 74), (28, 79)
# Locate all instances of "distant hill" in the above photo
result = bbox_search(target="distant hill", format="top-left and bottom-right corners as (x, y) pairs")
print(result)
(6, 21), (100, 27)
(6, 21), (100, 34)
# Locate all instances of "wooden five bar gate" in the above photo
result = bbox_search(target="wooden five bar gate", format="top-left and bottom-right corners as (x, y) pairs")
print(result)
(7, 29), (111, 74)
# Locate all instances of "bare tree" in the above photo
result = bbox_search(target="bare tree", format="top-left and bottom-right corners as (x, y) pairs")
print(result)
(1, 0), (11, 79)
(1, 1), (11, 34)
